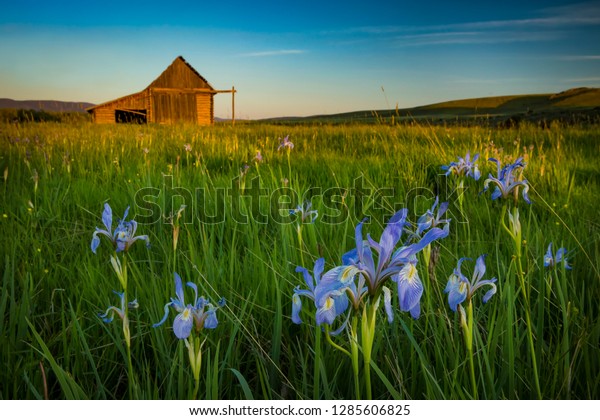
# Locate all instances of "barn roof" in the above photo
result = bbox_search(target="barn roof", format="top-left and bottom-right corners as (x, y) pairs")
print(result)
(148, 56), (215, 90)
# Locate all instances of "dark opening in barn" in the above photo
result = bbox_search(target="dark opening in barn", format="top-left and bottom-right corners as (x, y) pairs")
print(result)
(115, 109), (147, 124)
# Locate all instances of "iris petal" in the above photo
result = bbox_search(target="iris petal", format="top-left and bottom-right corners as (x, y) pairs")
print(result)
(378, 209), (408, 266)
(173, 308), (194, 339)
(99, 306), (122, 323)
(397, 263), (424, 313)
(447, 281), (467, 312)
(491, 187), (502, 200)
(556, 247), (572, 269)
(313, 257), (325, 285)
(544, 243), (554, 267)
(342, 248), (358, 265)
(473, 254), (487, 283)
(153, 302), (173, 328)
(409, 302), (421, 319)
(315, 297), (337, 325)
(204, 309), (218, 329)
(102, 203), (112, 233)
(355, 219), (366, 261)
(174, 272), (185, 306)
(291, 294), (302, 324)
(295, 265), (315, 291)
(382, 286), (394, 324)
(331, 290), (349, 317)
(91, 233), (100, 254)
(481, 282), (497, 304)
(392, 226), (448, 267)
(522, 185), (531, 204)
(437, 200), (449, 218)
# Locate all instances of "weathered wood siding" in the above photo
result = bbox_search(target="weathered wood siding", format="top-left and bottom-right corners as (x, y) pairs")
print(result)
(90, 92), (149, 124)
(196, 94), (214, 125)
(153, 92), (197, 124)
(149, 57), (212, 90)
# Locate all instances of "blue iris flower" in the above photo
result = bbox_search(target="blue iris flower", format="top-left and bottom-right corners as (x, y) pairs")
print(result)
(482, 157), (531, 204)
(98, 290), (139, 323)
(315, 209), (449, 321)
(444, 255), (497, 312)
(91, 203), (150, 253)
(277, 135), (294, 151)
(544, 243), (572, 270)
(442, 152), (481, 180)
(153, 272), (225, 339)
(292, 258), (350, 331)
(290, 201), (318, 224)
(416, 196), (451, 236)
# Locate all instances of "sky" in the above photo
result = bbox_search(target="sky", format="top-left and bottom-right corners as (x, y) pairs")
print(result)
(1, 0), (599, 119)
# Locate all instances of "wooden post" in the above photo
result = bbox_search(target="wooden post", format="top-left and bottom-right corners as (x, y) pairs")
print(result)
(214, 87), (237, 126)
(232, 86), (235, 126)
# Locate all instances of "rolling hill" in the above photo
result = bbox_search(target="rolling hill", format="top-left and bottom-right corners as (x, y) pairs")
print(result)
(0, 98), (95, 113)
(264, 87), (600, 125)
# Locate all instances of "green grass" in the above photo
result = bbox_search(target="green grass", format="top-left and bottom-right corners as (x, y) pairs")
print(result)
(0, 121), (599, 399)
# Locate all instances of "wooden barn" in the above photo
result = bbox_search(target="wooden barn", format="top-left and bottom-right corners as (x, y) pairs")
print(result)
(87, 56), (234, 125)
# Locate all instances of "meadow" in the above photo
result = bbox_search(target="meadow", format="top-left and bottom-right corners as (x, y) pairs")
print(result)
(1, 120), (599, 400)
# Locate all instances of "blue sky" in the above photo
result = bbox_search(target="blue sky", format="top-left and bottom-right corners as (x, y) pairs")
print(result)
(1, 0), (599, 119)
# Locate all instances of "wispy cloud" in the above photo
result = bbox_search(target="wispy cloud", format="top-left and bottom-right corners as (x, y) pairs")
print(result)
(328, 1), (600, 46)
(565, 77), (600, 83)
(450, 77), (532, 85)
(391, 30), (561, 47)
(558, 55), (600, 60)
(240, 49), (306, 57)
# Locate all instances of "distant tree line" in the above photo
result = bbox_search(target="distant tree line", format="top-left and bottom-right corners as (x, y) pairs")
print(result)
(0, 108), (92, 123)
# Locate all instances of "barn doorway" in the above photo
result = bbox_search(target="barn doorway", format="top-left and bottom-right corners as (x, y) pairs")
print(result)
(115, 109), (147, 124)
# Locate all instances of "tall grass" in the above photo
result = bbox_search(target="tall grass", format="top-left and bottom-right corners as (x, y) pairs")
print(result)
(0, 121), (599, 399)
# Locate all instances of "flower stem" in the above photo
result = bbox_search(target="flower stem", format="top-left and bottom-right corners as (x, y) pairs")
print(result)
(324, 325), (351, 358)
(361, 302), (378, 400)
(125, 331), (136, 399)
(192, 379), (200, 400)
(186, 337), (203, 399)
(286, 149), (292, 188)
(464, 301), (477, 399)
(312, 325), (322, 399)
(297, 224), (305, 269)
(118, 255), (136, 398)
(503, 205), (542, 399)
(515, 253), (542, 399)
(499, 204), (514, 239)
(349, 317), (361, 400)
(457, 179), (465, 216)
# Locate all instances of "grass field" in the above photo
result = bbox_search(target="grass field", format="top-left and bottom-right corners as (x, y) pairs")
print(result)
(1, 121), (599, 399)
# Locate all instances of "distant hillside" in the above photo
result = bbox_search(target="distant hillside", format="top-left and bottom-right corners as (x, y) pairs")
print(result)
(0, 98), (95, 113)
(263, 87), (600, 125)
(419, 87), (600, 113)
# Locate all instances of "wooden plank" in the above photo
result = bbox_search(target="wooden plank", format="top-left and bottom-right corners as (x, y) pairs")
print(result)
(196, 93), (213, 126)
(151, 87), (218, 94)
(153, 92), (197, 124)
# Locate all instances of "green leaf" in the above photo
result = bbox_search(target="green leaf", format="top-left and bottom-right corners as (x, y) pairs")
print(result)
(229, 368), (254, 400)
(27, 319), (88, 399)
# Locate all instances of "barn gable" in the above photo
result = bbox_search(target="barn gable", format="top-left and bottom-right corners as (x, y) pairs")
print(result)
(148, 56), (214, 90)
